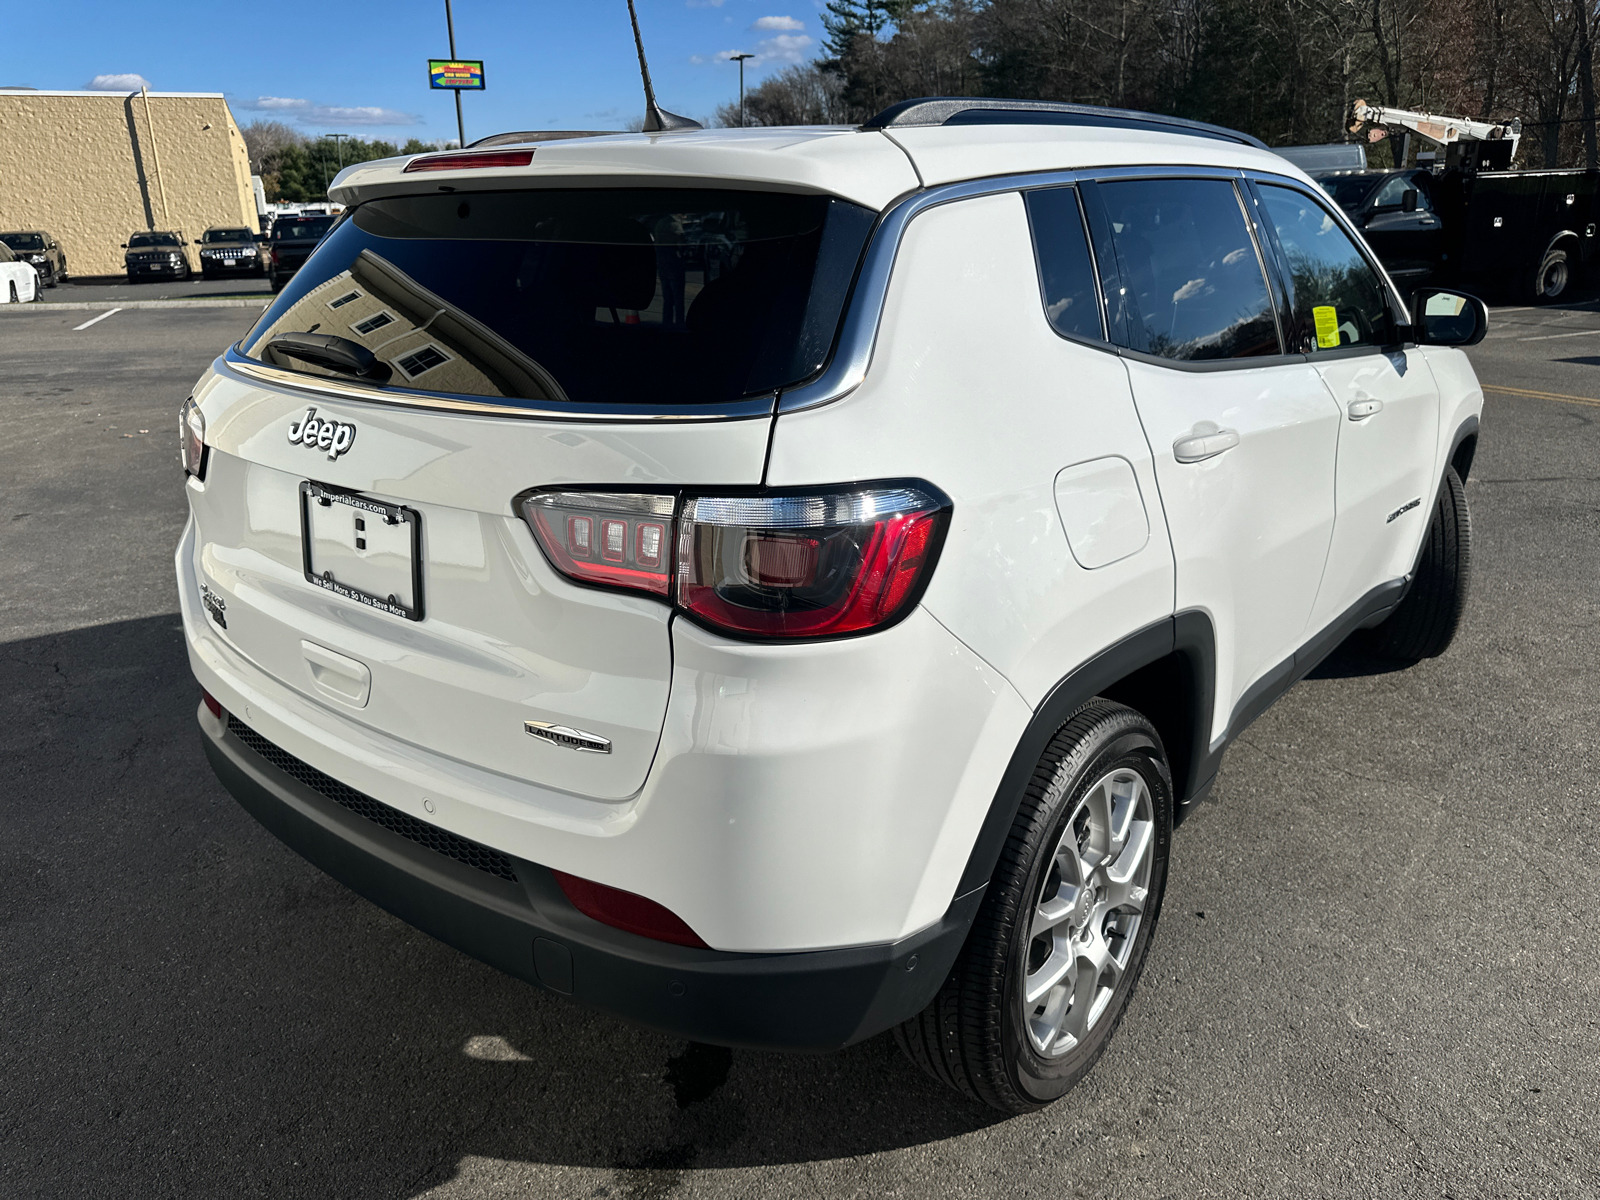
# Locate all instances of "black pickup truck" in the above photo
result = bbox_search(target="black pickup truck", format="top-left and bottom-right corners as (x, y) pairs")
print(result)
(1312, 165), (1598, 301)
(267, 214), (339, 292)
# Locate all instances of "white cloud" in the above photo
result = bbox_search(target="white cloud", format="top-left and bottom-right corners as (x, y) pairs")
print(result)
(238, 96), (421, 127)
(752, 15), (803, 31)
(704, 31), (812, 68)
(84, 73), (151, 91)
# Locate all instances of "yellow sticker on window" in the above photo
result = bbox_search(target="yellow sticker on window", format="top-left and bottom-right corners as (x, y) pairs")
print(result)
(1313, 305), (1341, 349)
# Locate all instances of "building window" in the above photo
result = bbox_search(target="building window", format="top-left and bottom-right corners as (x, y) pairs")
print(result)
(394, 344), (450, 379)
(350, 311), (395, 337)
(328, 290), (362, 309)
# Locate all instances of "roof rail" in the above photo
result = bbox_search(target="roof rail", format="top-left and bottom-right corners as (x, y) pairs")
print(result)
(861, 97), (1268, 151)
(466, 130), (617, 149)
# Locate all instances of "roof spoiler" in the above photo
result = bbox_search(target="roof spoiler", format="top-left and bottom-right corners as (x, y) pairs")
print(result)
(466, 131), (617, 148)
(861, 97), (1268, 151)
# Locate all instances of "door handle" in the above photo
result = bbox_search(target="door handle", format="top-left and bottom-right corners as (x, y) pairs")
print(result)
(1347, 396), (1384, 420)
(1173, 422), (1240, 463)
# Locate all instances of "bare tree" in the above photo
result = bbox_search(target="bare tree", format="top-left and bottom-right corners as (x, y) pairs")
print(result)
(239, 120), (305, 174)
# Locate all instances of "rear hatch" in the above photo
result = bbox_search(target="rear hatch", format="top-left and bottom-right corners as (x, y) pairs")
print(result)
(189, 184), (873, 800)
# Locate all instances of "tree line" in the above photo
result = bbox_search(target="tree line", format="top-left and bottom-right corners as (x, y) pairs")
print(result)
(240, 122), (457, 203)
(715, 0), (1600, 170)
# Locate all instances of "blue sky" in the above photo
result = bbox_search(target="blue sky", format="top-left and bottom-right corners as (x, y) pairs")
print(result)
(0, 0), (825, 140)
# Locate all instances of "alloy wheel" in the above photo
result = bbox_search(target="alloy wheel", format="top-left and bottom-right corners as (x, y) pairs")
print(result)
(1021, 767), (1155, 1057)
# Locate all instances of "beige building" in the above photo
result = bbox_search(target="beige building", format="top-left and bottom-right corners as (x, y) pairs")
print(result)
(0, 88), (258, 276)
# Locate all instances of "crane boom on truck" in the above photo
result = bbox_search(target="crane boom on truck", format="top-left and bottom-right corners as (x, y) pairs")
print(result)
(1350, 100), (1522, 171)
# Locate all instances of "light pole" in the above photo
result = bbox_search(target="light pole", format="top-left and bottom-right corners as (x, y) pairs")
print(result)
(445, 0), (466, 147)
(329, 132), (349, 169)
(729, 53), (754, 127)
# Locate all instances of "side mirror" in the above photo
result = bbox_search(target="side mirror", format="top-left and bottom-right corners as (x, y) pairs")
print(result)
(1401, 189), (1419, 213)
(119, 243), (128, 248)
(1412, 288), (1488, 346)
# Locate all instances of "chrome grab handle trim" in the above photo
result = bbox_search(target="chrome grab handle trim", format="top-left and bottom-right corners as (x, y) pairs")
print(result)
(219, 346), (777, 423)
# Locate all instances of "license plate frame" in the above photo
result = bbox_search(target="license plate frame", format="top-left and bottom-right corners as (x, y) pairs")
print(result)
(299, 481), (425, 621)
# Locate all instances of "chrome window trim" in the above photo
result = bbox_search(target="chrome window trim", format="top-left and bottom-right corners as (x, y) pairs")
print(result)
(219, 346), (778, 422)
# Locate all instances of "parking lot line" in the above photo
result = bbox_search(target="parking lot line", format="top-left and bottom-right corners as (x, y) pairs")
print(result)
(73, 308), (121, 331)
(1515, 326), (1600, 341)
(1483, 383), (1600, 408)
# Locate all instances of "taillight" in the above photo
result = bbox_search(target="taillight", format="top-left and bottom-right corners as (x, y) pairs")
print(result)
(268, 247), (279, 266)
(201, 689), (223, 719)
(520, 492), (675, 596)
(402, 149), (535, 172)
(518, 482), (950, 640)
(551, 870), (708, 948)
(179, 397), (206, 477)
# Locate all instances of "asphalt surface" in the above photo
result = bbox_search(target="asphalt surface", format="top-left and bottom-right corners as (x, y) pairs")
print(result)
(38, 275), (274, 303)
(2, 299), (1598, 1199)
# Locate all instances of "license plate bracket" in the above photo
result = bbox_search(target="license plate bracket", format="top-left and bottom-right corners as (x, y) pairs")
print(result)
(299, 481), (424, 621)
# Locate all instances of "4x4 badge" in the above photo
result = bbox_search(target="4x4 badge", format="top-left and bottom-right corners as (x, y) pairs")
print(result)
(287, 406), (357, 460)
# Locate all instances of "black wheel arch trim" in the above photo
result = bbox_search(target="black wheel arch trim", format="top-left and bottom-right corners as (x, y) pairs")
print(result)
(955, 611), (1216, 895)
(1449, 413), (1479, 483)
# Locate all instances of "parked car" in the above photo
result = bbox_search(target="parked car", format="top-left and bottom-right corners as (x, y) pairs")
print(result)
(266, 215), (338, 291)
(123, 231), (193, 281)
(177, 101), (1485, 1114)
(0, 241), (40, 302)
(198, 226), (265, 280)
(0, 230), (67, 287)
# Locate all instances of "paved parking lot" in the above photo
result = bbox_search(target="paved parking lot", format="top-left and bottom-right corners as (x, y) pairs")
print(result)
(38, 275), (273, 304)
(2, 299), (1598, 1198)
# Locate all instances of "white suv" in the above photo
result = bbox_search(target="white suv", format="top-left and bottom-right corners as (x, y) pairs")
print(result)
(177, 99), (1485, 1113)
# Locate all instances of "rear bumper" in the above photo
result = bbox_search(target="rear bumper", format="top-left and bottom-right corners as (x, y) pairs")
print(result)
(202, 706), (983, 1052)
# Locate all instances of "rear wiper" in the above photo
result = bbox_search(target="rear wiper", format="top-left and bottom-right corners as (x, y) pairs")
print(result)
(266, 331), (393, 383)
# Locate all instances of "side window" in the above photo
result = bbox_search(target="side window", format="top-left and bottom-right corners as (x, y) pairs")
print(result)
(1024, 186), (1104, 341)
(1370, 173), (1433, 212)
(1095, 178), (1281, 361)
(1258, 184), (1395, 353)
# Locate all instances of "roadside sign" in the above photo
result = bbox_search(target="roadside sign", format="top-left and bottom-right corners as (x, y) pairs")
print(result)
(429, 60), (485, 90)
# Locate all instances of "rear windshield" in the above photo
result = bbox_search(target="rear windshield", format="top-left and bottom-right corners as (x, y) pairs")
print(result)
(273, 217), (338, 240)
(0, 232), (45, 251)
(240, 188), (876, 408)
(1315, 175), (1380, 209)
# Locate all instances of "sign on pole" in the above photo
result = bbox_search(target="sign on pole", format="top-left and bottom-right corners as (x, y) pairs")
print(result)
(429, 60), (485, 90)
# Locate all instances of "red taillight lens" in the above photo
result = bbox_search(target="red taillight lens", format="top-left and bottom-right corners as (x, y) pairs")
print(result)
(551, 870), (708, 948)
(201, 689), (222, 719)
(677, 487), (949, 638)
(402, 149), (535, 172)
(519, 483), (949, 640)
(521, 492), (675, 596)
(268, 247), (279, 266)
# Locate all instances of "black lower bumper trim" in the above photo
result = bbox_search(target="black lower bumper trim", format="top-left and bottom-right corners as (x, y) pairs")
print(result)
(202, 714), (982, 1051)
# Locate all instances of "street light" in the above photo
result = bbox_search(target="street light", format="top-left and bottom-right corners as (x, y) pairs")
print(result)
(729, 52), (754, 128)
(329, 132), (350, 169)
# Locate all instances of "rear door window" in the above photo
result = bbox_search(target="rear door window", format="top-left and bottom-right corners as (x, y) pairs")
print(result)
(1256, 184), (1396, 353)
(1024, 186), (1104, 341)
(241, 188), (876, 409)
(1094, 177), (1281, 361)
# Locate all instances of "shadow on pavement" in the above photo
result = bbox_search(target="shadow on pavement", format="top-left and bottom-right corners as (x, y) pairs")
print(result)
(0, 615), (1003, 1197)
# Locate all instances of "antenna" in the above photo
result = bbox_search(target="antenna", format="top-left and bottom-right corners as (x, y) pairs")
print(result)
(625, 0), (702, 132)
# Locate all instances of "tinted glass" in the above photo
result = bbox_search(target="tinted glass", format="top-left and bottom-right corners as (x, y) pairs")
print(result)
(205, 228), (253, 242)
(241, 188), (875, 409)
(0, 232), (45, 251)
(129, 233), (179, 247)
(1097, 178), (1279, 360)
(1370, 173), (1433, 211)
(1024, 187), (1103, 341)
(1259, 184), (1394, 353)
(274, 217), (337, 240)
(1316, 175), (1379, 208)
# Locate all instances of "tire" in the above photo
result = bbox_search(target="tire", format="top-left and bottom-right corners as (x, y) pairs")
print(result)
(44, 267), (57, 289)
(895, 700), (1173, 1113)
(202, 268), (216, 281)
(7, 281), (16, 304)
(269, 273), (285, 293)
(1368, 467), (1471, 662)
(1529, 244), (1573, 303)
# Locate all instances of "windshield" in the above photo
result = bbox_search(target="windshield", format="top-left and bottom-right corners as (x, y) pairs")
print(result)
(0, 233), (45, 251)
(129, 233), (180, 248)
(273, 217), (338, 241)
(204, 229), (253, 243)
(240, 188), (876, 409)
(1314, 175), (1380, 209)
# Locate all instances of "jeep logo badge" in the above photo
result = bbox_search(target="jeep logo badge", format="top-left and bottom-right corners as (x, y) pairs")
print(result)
(287, 407), (356, 460)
